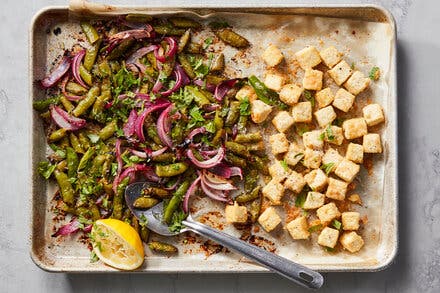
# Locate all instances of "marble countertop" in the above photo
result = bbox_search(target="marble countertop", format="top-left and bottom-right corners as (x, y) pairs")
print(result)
(1, 0), (439, 292)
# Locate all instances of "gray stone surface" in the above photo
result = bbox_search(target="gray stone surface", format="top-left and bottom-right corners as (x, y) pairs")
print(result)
(0, 0), (439, 292)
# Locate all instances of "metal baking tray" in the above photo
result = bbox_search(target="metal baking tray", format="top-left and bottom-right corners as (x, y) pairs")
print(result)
(29, 4), (398, 272)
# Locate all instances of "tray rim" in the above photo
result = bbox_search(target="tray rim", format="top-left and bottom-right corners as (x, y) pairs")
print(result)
(29, 3), (398, 273)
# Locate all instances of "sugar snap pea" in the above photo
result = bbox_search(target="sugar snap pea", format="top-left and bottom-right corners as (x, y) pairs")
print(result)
(66, 147), (79, 178)
(234, 133), (262, 143)
(79, 64), (93, 87)
(80, 22), (100, 44)
(169, 17), (201, 29)
(66, 82), (88, 95)
(112, 177), (129, 220)
(225, 141), (250, 157)
(178, 29), (191, 53)
(59, 95), (74, 112)
(235, 186), (261, 203)
(83, 40), (101, 71)
(54, 170), (75, 205)
(155, 162), (188, 177)
(215, 28), (249, 48)
(163, 180), (190, 224)
(69, 133), (84, 154)
(248, 75), (287, 110)
(99, 120), (117, 141)
(77, 147), (95, 172)
(33, 97), (59, 112)
(49, 128), (67, 142)
(125, 14), (153, 23)
(72, 85), (99, 117)
(148, 241), (178, 253)
(133, 197), (159, 209)
(225, 101), (240, 126)
(249, 197), (262, 223)
(178, 54), (196, 79)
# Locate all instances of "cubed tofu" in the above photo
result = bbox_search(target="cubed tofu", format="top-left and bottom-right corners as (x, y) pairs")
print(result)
(325, 125), (344, 146)
(344, 71), (370, 95)
(303, 130), (324, 149)
(262, 44), (284, 67)
(269, 160), (291, 182)
(291, 101), (312, 123)
(225, 202), (248, 223)
(318, 227), (340, 248)
(346, 143), (364, 163)
(340, 231), (364, 253)
(328, 60), (353, 85)
(333, 88), (355, 113)
(334, 158), (360, 182)
(284, 170), (306, 193)
(319, 46), (342, 68)
(322, 148), (344, 172)
(341, 212), (360, 230)
(304, 169), (328, 191)
(269, 133), (290, 155)
(251, 100), (273, 124)
(258, 207), (282, 232)
(342, 118), (368, 140)
(295, 46), (322, 69)
(314, 106), (337, 128)
(284, 143), (305, 167)
(303, 148), (323, 169)
(363, 133), (382, 153)
(316, 87), (335, 108)
(362, 104), (385, 126)
(279, 84), (303, 105)
(262, 180), (285, 205)
(286, 216), (310, 240)
(235, 85), (257, 102)
(303, 69), (323, 91)
(326, 177), (348, 201)
(317, 202), (341, 223)
(272, 111), (295, 133)
(265, 72), (285, 91)
(303, 191), (325, 210)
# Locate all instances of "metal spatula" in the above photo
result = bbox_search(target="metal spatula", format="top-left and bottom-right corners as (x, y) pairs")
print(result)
(125, 182), (324, 290)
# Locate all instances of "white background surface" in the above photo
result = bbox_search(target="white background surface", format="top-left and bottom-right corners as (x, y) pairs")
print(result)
(1, 0), (439, 292)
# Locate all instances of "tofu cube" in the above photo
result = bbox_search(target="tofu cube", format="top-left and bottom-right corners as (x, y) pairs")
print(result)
(318, 227), (340, 248)
(291, 101), (312, 123)
(262, 180), (285, 205)
(341, 212), (360, 230)
(325, 125), (344, 146)
(340, 232), (364, 253)
(316, 87), (335, 108)
(317, 202), (341, 223)
(269, 133), (290, 155)
(279, 84), (303, 105)
(284, 143), (305, 167)
(325, 177), (348, 201)
(265, 72), (285, 91)
(303, 69), (323, 90)
(362, 104), (385, 126)
(258, 207), (282, 232)
(235, 85), (257, 102)
(314, 106), (337, 128)
(319, 46), (342, 68)
(346, 143), (364, 163)
(304, 169), (328, 191)
(269, 160), (291, 182)
(333, 88), (355, 113)
(342, 118), (368, 140)
(322, 148), (343, 172)
(303, 191), (325, 210)
(295, 46), (322, 69)
(272, 111), (294, 133)
(225, 202), (248, 223)
(262, 44), (284, 67)
(303, 148), (323, 169)
(363, 133), (382, 153)
(251, 100), (273, 124)
(328, 60), (353, 85)
(334, 158), (360, 182)
(286, 216), (310, 240)
(303, 130), (324, 149)
(284, 171), (306, 193)
(344, 71), (370, 95)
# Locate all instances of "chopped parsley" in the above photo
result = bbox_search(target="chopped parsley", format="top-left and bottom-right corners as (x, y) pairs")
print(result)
(239, 97), (251, 116)
(369, 66), (380, 80)
(308, 224), (322, 233)
(87, 133), (100, 144)
(209, 21), (230, 30)
(188, 106), (205, 128)
(295, 193), (307, 208)
(332, 219), (342, 230)
(321, 162), (335, 175)
(38, 161), (56, 179)
(90, 251), (99, 263)
(169, 210), (187, 233)
(204, 121), (216, 133)
(325, 125), (335, 140)
(280, 159), (290, 172)
(203, 37), (213, 50)
(303, 90), (315, 107)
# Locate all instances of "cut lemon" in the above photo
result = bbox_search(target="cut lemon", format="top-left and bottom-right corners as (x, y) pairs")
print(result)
(91, 219), (145, 270)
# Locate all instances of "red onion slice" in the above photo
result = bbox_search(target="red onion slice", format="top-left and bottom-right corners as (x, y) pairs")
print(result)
(202, 172), (236, 191)
(156, 104), (173, 148)
(109, 29), (151, 42)
(214, 79), (237, 102)
(123, 109), (138, 137)
(193, 79), (216, 93)
(126, 45), (158, 65)
(52, 218), (81, 237)
(130, 146), (167, 159)
(135, 99), (171, 142)
(61, 76), (83, 101)
(187, 127), (206, 141)
(187, 146), (225, 169)
(50, 106), (86, 131)
(164, 37), (178, 59)
(200, 179), (229, 202)
(208, 163), (243, 180)
(183, 176), (201, 213)
(71, 49), (89, 89)
(41, 56), (71, 88)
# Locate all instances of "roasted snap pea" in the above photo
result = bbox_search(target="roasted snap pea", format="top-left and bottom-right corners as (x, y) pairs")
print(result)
(215, 28), (249, 48)
(69, 133), (85, 154)
(247, 141), (265, 152)
(225, 101), (240, 127)
(72, 85), (99, 117)
(65, 147), (79, 178)
(141, 187), (170, 199)
(154, 24), (186, 36)
(155, 162), (189, 177)
(59, 95), (74, 112)
(248, 75), (287, 110)
(49, 128), (67, 142)
(140, 226), (150, 242)
(206, 74), (225, 86)
(133, 197), (159, 209)
(91, 79), (111, 121)
(225, 141), (250, 157)
(235, 132), (262, 143)
(237, 115), (248, 133)
(77, 147), (95, 172)
(177, 54), (196, 79)
(210, 54), (225, 72)
(178, 29), (191, 53)
(226, 152), (247, 168)
(90, 154), (106, 175)
(152, 153), (176, 163)
(99, 120), (117, 141)
(244, 169), (259, 192)
(169, 17), (201, 29)
(112, 177), (129, 220)
(83, 40), (101, 71)
(54, 170), (75, 205)
(249, 197), (262, 223)
(185, 85), (210, 106)
(97, 61), (111, 77)
(80, 22), (100, 44)
(33, 97), (59, 112)
(148, 241), (178, 253)
(252, 156), (269, 175)
(79, 64), (93, 87)
(163, 180), (190, 224)
(107, 39), (134, 60)
(235, 186), (261, 203)
(56, 160), (67, 171)
(90, 204), (101, 221)
(125, 14), (153, 23)
(66, 82), (88, 95)
(185, 42), (202, 54)
(78, 132), (91, 150)
(58, 136), (71, 149)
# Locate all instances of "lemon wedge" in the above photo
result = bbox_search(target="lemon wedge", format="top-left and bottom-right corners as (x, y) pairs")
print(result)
(91, 219), (145, 270)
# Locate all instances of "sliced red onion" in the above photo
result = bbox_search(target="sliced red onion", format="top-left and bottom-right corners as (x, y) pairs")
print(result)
(154, 46), (166, 63)
(109, 29), (151, 42)
(123, 109), (138, 137)
(183, 176), (201, 213)
(163, 176), (181, 191)
(72, 49), (89, 89)
(141, 168), (161, 182)
(112, 164), (154, 194)
(193, 79), (216, 92)
(126, 45), (158, 65)
(187, 146), (225, 169)
(152, 75), (164, 93)
(164, 37), (178, 59)
(187, 127), (206, 141)
(50, 106), (86, 131)
(135, 93), (151, 101)
(83, 224), (93, 233)
(159, 64), (188, 97)
(202, 171), (236, 191)
(214, 79), (237, 102)
(209, 163), (243, 180)
(130, 146), (167, 159)
(61, 76), (83, 101)
(52, 218), (81, 237)
(231, 124), (238, 140)
(156, 104), (173, 148)
(41, 56), (71, 88)
(135, 99), (171, 142)
(200, 179), (229, 202)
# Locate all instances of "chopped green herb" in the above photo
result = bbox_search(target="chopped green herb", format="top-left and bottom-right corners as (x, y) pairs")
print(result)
(308, 224), (322, 233)
(188, 106), (205, 128)
(38, 161), (56, 179)
(110, 162), (118, 176)
(203, 37), (213, 50)
(139, 214), (148, 228)
(319, 132), (326, 141)
(325, 247), (335, 252)
(369, 66), (380, 80)
(325, 125), (335, 140)
(296, 124), (310, 136)
(303, 90), (315, 107)
(169, 210), (187, 232)
(332, 219), (342, 230)
(209, 21), (230, 30)
(239, 97), (251, 116)
(295, 193), (307, 207)
(204, 121), (216, 133)
(321, 162), (335, 175)
(90, 250), (99, 263)
(333, 117), (344, 127)
(87, 133), (100, 144)
(280, 159), (289, 172)
(351, 62), (355, 70)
